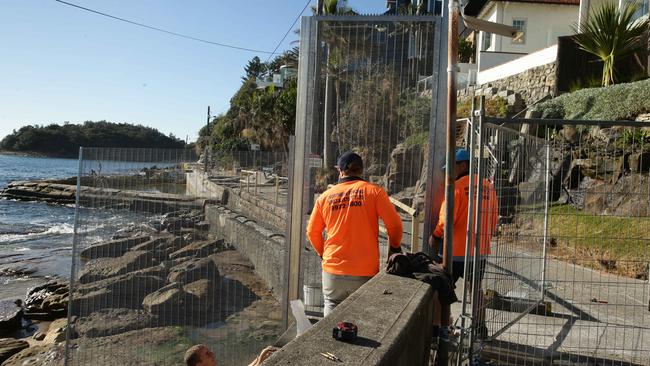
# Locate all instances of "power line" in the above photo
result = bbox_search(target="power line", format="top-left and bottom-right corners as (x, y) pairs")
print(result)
(54, 0), (277, 54)
(265, 0), (311, 63)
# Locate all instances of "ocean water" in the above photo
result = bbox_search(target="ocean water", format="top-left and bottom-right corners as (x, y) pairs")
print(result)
(0, 154), (148, 301)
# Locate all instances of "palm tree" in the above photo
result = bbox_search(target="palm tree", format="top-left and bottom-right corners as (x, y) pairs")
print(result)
(572, 1), (649, 86)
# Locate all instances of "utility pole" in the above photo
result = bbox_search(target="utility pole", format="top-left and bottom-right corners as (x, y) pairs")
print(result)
(204, 106), (210, 174)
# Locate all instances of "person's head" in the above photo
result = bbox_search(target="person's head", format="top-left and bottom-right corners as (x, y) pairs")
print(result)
(185, 344), (216, 366)
(454, 149), (470, 179)
(336, 152), (364, 178)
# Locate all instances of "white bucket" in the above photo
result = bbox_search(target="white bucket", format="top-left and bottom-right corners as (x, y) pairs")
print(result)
(303, 285), (323, 307)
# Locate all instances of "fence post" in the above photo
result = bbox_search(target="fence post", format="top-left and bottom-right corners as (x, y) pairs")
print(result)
(468, 95), (486, 358)
(247, 173), (250, 193)
(541, 137), (551, 301)
(275, 175), (280, 205)
(458, 97), (477, 366)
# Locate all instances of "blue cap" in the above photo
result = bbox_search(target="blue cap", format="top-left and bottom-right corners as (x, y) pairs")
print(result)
(336, 152), (363, 170)
(455, 148), (470, 162)
(442, 149), (470, 169)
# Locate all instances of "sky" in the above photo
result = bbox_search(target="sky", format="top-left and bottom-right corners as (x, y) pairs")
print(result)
(0, 0), (387, 143)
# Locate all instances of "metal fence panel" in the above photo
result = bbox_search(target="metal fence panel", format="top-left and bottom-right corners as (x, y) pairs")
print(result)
(289, 15), (441, 316)
(66, 148), (286, 366)
(463, 117), (650, 365)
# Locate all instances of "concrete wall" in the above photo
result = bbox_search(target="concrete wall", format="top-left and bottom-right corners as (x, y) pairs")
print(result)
(478, 45), (558, 85)
(206, 204), (287, 299)
(185, 171), (228, 203)
(265, 272), (434, 366)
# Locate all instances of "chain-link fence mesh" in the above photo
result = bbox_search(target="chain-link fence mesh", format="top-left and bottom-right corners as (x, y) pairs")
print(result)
(66, 148), (287, 366)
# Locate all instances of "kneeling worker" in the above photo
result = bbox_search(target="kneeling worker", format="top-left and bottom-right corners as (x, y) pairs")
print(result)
(307, 152), (403, 316)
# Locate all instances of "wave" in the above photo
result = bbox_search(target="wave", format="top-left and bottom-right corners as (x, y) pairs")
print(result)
(0, 223), (74, 244)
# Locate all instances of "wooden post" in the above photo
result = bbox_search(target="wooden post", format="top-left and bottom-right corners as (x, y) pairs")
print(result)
(411, 212), (421, 253)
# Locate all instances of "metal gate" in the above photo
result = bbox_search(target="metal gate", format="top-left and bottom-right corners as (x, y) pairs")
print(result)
(286, 14), (446, 318)
(458, 101), (650, 365)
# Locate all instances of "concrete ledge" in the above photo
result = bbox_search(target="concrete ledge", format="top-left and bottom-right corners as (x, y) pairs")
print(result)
(265, 272), (433, 366)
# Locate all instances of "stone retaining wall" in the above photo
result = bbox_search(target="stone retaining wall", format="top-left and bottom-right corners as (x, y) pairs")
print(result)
(459, 62), (557, 107)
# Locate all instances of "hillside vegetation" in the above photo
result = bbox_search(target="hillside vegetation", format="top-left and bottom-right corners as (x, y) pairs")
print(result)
(533, 78), (650, 120)
(1, 121), (185, 158)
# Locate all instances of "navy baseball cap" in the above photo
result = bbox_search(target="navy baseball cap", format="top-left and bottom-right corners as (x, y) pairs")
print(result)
(336, 152), (363, 170)
(442, 149), (470, 169)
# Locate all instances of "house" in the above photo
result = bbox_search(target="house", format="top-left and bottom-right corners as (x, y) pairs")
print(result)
(462, 0), (649, 86)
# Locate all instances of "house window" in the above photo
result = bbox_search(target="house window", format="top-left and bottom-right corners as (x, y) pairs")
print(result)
(481, 32), (492, 51)
(632, 0), (649, 20)
(512, 19), (526, 44)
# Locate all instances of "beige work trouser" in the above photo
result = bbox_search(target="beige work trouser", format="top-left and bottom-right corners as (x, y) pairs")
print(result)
(322, 271), (373, 316)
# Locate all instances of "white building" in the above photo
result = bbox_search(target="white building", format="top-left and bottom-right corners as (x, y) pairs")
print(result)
(468, 0), (649, 76)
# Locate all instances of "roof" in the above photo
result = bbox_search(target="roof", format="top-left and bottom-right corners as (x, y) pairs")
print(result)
(463, 0), (579, 16)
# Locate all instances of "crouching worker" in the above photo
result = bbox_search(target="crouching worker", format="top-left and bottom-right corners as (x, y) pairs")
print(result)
(307, 152), (403, 316)
(185, 344), (277, 366)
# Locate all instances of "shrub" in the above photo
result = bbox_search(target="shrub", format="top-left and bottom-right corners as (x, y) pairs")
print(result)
(457, 96), (509, 118)
(533, 78), (650, 120)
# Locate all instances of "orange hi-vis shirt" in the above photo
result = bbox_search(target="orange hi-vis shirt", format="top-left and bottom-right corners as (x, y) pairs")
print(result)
(306, 178), (403, 276)
(433, 174), (499, 259)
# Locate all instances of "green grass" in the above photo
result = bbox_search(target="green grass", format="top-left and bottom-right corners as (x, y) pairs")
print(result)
(546, 204), (650, 279)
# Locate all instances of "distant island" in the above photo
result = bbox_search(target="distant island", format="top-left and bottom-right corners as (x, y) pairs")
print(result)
(1, 121), (186, 158)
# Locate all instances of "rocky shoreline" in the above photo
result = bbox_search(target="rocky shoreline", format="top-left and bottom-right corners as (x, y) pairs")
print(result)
(0, 207), (282, 365)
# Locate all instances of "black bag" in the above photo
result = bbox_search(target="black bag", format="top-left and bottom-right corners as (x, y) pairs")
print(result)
(386, 252), (435, 277)
(386, 251), (458, 306)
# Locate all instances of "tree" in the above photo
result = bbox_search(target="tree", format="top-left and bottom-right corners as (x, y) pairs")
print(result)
(572, 2), (649, 86)
(243, 56), (268, 82)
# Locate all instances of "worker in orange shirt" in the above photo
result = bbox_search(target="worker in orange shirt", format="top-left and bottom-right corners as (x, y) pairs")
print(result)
(307, 152), (403, 316)
(430, 148), (498, 338)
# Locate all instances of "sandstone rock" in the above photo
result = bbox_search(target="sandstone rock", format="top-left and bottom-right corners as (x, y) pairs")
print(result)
(75, 308), (156, 338)
(43, 318), (69, 343)
(385, 143), (423, 194)
(78, 250), (166, 284)
(33, 332), (46, 341)
(167, 255), (220, 284)
(129, 236), (171, 252)
(141, 283), (196, 324)
(24, 281), (68, 319)
(79, 235), (150, 260)
(0, 301), (23, 336)
(169, 239), (225, 261)
(0, 343), (63, 366)
(628, 152), (650, 173)
(0, 339), (29, 364)
(72, 273), (166, 316)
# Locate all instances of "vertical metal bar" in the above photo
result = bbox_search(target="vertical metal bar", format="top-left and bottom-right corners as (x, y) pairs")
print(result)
(468, 96), (486, 358)
(443, 0), (459, 273)
(275, 175), (279, 205)
(287, 16), (318, 309)
(255, 171), (259, 195)
(541, 139), (551, 301)
(65, 147), (84, 365)
(457, 99), (477, 366)
(282, 138), (296, 330)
